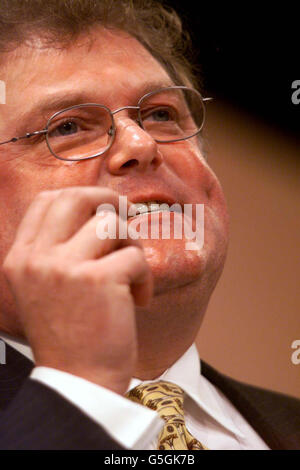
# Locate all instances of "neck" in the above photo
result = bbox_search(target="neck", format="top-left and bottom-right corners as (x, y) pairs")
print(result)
(134, 285), (207, 380)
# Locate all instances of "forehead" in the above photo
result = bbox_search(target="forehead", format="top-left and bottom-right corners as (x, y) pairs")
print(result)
(2, 28), (173, 109)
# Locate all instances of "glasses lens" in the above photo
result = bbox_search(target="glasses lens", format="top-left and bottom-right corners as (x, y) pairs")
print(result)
(47, 104), (113, 161)
(139, 87), (205, 143)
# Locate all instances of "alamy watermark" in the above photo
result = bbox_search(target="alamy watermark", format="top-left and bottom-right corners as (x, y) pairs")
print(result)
(291, 80), (300, 105)
(0, 339), (6, 364)
(96, 196), (204, 251)
(0, 80), (5, 104)
(291, 339), (300, 365)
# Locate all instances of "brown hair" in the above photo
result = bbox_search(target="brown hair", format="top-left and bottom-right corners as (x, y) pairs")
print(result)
(0, 0), (201, 90)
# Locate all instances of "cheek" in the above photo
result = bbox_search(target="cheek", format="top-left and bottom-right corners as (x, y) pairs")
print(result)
(202, 164), (229, 264)
(0, 159), (91, 248)
(161, 140), (214, 197)
(159, 139), (229, 265)
(161, 140), (228, 224)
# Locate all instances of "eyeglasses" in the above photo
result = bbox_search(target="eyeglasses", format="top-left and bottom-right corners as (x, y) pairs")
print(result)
(0, 86), (212, 162)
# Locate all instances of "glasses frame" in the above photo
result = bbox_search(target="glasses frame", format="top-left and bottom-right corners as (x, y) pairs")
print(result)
(0, 86), (212, 162)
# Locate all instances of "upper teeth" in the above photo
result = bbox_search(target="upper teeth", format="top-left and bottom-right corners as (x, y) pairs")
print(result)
(132, 201), (166, 215)
(128, 201), (182, 218)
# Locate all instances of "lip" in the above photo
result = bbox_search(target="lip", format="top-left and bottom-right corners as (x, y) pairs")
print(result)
(126, 192), (180, 208)
(126, 193), (183, 220)
(115, 188), (200, 237)
(128, 209), (183, 222)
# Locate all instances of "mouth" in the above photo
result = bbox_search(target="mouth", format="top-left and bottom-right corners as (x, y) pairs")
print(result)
(127, 200), (183, 219)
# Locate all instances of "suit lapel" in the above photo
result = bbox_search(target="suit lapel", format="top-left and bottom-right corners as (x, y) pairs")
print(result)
(201, 361), (300, 450)
(0, 342), (34, 410)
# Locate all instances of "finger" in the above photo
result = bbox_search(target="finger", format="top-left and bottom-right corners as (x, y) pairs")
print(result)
(34, 187), (130, 247)
(14, 190), (62, 244)
(98, 246), (153, 307)
(62, 211), (142, 261)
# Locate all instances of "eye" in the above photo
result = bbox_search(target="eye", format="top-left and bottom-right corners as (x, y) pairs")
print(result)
(58, 121), (78, 136)
(49, 119), (79, 137)
(150, 109), (171, 122)
(143, 107), (175, 123)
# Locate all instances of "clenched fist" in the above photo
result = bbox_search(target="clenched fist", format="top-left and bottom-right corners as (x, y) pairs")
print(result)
(3, 187), (153, 395)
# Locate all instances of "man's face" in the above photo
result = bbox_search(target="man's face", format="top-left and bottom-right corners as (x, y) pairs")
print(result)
(0, 28), (228, 332)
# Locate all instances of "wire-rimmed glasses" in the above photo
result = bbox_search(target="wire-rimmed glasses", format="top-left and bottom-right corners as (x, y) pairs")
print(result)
(0, 86), (211, 162)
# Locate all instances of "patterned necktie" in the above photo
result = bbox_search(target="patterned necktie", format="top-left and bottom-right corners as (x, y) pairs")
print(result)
(126, 380), (209, 450)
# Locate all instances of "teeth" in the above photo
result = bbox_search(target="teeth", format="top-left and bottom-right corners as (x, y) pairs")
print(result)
(128, 201), (181, 218)
(132, 202), (165, 215)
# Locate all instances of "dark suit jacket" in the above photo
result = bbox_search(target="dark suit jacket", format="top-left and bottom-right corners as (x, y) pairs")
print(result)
(0, 343), (299, 449)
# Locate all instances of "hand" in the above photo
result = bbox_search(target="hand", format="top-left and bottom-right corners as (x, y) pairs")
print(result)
(3, 187), (153, 395)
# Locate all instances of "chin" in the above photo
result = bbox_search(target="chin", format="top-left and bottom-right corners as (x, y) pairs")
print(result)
(140, 237), (208, 295)
(140, 218), (228, 300)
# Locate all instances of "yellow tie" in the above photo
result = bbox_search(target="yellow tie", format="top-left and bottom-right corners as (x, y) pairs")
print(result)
(126, 380), (209, 450)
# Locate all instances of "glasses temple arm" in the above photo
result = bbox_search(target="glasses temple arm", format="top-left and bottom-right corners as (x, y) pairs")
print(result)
(0, 129), (47, 146)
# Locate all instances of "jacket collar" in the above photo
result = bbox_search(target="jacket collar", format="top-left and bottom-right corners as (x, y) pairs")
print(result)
(201, 361), (300, 450)
(0, 342), (33, 410)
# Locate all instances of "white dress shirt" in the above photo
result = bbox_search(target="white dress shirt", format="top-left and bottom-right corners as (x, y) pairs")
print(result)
(1, 334), (269, 450)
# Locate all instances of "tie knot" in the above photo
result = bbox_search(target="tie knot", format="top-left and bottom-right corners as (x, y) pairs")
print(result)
(126, 380), (209, 450)
(127, 381), (185, 424)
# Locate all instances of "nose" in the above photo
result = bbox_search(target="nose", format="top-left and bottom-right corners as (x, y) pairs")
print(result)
(106, 115), (163, 175)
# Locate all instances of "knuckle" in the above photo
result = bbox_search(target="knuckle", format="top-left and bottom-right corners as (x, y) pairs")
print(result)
(2, 245), (25, 275)
(3, 250), (37, 284)
(58, 187), (94, 211)
(61, 187), (81, 199)
(22, 255), (45, 277)
(37, 190), (53, 198)
(36, 189), (58, 201)
(70, 263), (105, 285)
(2, 252), (16, 276)
(23, 255), (68, 283)
(58, 187), (83, 204)
(126, 245), (145, 263)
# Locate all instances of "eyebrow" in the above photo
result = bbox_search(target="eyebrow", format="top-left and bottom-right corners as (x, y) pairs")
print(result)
(20, 80), (175, 125)
(20, 90), (100, 125)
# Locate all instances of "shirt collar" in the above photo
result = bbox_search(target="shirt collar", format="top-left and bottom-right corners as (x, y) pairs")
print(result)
(0, 332), (34, 362)
(2, 333), (243, 438)
(129, 343), (244, 438)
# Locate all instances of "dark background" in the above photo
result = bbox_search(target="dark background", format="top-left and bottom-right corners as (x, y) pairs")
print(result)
(166, 1), (299, 141)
